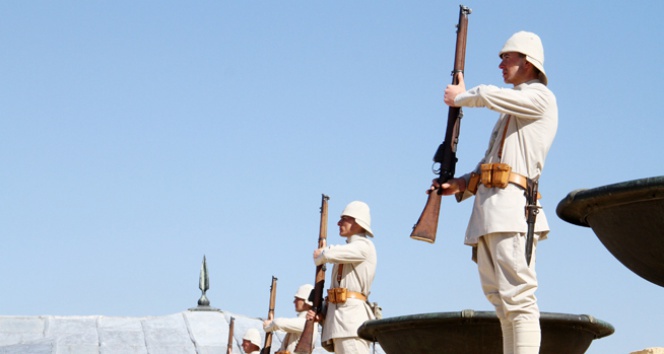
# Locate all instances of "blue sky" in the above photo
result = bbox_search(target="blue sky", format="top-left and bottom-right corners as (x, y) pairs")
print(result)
(1, 1), (662, 353)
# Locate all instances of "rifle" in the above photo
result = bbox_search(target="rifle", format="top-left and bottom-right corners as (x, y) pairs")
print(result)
(227, 316), (235, 354)
(294, 194), (329, 354)
(260, 276), (278, 354)
(525, 179), (540, 265)
(411, 5), (471, 243)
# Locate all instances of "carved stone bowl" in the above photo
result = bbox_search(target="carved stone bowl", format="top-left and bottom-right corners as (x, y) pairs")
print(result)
(358, 310), (614, 354)
(556, 176), (664, 287)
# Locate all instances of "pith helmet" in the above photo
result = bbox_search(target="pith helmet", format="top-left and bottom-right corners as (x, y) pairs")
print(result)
(243, 328), (262, 348)
(341, 201), (373, 237)
(499, 31), (548, 85)
(295, 284), (314, 306)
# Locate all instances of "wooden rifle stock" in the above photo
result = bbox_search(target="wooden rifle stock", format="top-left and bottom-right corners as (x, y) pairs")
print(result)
(411, 190), (443, 243)
(411, 5), (471, 243)
(227, 316), (235, 354)
(294, 194), (329, 354)
(260, 276), (278, 354)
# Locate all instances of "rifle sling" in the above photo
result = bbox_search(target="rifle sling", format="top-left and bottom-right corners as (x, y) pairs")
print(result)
(333, 264), (368, 301)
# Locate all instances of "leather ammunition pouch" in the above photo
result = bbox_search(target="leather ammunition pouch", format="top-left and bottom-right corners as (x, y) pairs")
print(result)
(327, 288), (367, 304)
(467, 172), (480, 194)
(480, 163), (512, 188)
(328, 288), (347, 303)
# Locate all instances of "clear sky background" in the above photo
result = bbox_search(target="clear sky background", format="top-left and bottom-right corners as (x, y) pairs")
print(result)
(2, 1), (662, 353)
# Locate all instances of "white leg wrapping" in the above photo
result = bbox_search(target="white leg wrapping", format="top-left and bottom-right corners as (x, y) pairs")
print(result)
(501, 321), (515, 354)
(514, 320), (541, 354)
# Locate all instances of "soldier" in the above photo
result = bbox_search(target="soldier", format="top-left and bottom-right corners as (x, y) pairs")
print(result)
(308, 201), (377, 354)
(241, 328), (262, 354)
(263, 284), (317, 353)
(437, 31), (557, 354)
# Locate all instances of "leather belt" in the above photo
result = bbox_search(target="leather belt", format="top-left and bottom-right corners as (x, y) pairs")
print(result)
(508, 172), (528, 190)
(346, 291), (367, 302)
(468, 170), (542, 199)
(509, 172), (542, 199)
(327, 288), (367, 303)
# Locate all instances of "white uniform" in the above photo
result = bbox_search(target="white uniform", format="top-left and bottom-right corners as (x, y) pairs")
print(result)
(263, 311), (316, 352)
(315, 234), (377, 354)
(456, 79), (558, 244)
(454, 78), (558, 354)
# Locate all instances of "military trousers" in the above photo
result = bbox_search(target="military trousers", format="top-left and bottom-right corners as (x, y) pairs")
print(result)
(476, 232), (540, 322)
(332, 336), (370, 354)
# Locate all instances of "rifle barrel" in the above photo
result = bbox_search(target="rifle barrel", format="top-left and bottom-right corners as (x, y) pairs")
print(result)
(410, 5), (471, 243)
(294, 194), (329, 354)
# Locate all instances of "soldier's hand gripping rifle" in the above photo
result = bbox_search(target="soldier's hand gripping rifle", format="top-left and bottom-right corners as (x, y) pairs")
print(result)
(260, 276), (278, 354)
(294, 194), (329, 354)
(226, 316), (235, 354)
(411, 5), (471, 244)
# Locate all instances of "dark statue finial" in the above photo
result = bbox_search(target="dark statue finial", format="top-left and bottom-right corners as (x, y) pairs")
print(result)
(198, 255), (210, 306)
(188, 255), (220, 312)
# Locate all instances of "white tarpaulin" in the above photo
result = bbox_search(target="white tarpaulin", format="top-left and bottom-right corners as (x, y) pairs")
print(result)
(0, 310), (384, 354)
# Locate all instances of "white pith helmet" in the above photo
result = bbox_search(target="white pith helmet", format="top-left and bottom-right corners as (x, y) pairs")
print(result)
(341, 201), (373, 237)
(499, 31), (548, 85)
(295, 284), (314, 306)
(243, 328), (262, 348)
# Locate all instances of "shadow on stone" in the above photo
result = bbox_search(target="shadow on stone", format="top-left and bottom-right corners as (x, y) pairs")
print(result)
(556, 176), (664, 288)
(358, 310), (614, 354)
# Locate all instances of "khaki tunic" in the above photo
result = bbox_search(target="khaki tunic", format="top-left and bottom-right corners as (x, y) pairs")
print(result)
(263, 311), (316, 352)
(454, 79), (558, 245)
(314, 235), (377, 342)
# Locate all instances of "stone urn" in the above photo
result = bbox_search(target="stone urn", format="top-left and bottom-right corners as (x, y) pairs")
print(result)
(556, 176), (664, 287)
(358, 310), (614, 354)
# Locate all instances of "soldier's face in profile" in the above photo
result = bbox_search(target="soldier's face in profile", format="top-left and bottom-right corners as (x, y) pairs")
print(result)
(338, 216), (363, 237)
(293, 297), (307, 312)
(499, 52), (530, 86)
(241, 339), (253, 353)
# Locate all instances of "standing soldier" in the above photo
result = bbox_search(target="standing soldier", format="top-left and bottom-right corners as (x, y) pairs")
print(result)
(263, 284), (317, 353)
(437, 31), (557, 354)
(308, 201), (377, 354)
